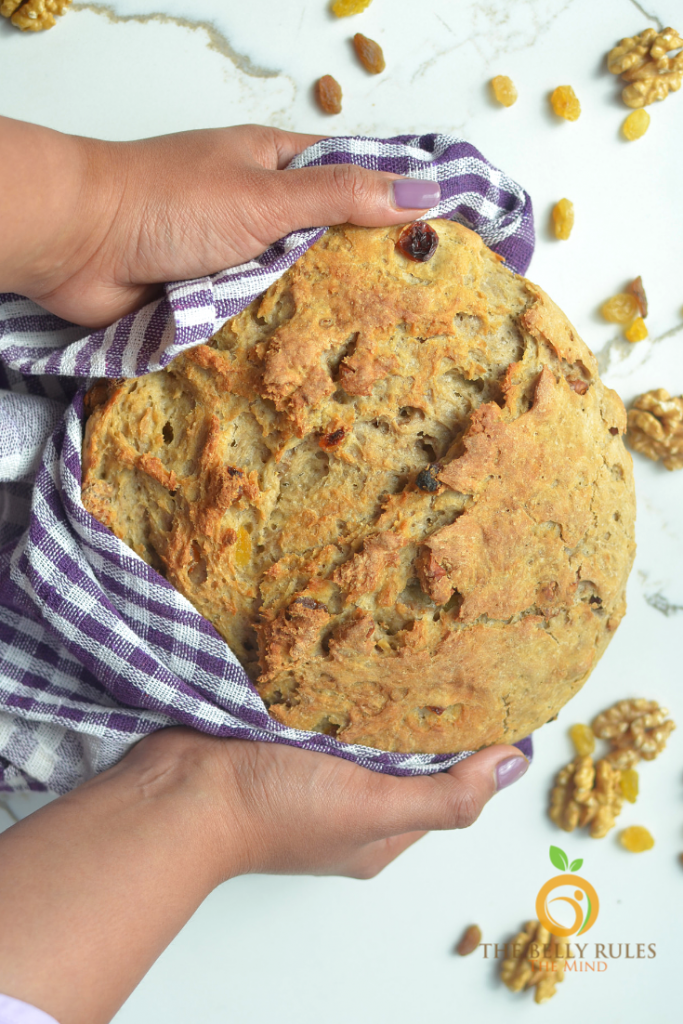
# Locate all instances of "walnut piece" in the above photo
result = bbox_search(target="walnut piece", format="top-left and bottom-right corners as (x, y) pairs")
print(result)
(549, 755), (595, 831)
(549, 754), (623, 838)
(627, 389), (683, 471)
(501, 921), (573, 1004)
(593, 697), (677, 760)
(607, 27), (683, 107)
(607, 28), (683, 74)
(590, 758), (624, 837)
(605, 746), (641, 771)
(1, 0), (71, 30)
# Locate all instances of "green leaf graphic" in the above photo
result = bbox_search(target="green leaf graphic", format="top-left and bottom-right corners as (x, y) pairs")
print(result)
(570, 858), (583, 872)
(549, 846), (569, 871)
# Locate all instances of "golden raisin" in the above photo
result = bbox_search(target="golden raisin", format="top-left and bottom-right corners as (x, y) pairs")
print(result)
(316, 75), (342, 115)
(622, 109), (651, 140)
(331, 0), (372, 15)
(456, 924), (482, 956)
(625, 317), (648, 343)
(601, 293), (640, 324)
(570, 723), (595, 756)
(234, 526), (252, 569)
(620, 825), (654, 852)
(552, 198), (574, 240)
(491, 75), (518, 107)
(353, 33), (385, 74)
(619, 768), (639, 803)
(550, 85), (581, 120)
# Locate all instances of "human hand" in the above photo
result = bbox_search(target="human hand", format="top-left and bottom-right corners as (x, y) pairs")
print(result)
(0, 118), (440, 328)
(148, 727), (529, 881)
(0, 727), (527, 1024)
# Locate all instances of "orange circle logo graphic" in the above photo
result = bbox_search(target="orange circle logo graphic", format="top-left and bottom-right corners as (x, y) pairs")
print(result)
(535, 873), (600, 937)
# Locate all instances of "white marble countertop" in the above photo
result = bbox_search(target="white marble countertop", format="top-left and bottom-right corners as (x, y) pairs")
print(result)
(2, 1), (683, 1021)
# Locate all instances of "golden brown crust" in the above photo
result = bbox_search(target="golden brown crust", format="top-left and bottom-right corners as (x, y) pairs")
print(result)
(82, 221), (636, 753)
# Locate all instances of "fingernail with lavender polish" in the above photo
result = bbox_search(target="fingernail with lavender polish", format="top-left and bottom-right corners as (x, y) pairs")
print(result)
(495, 755), (529, 792)
(392, 178), (441, 210)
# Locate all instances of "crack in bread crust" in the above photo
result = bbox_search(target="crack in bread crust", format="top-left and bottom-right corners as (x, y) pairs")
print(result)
(82, 221), (636, 753)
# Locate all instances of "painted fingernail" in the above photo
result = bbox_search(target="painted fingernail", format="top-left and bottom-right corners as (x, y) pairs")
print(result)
(495, 755), (529, 791)
(392, 178), (441, 210)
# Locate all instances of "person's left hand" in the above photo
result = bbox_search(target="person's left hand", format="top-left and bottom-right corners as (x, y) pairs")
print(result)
(131, 726), (530, 880)
(0, 118), (441, 327)
(0, 726), (528, 1024)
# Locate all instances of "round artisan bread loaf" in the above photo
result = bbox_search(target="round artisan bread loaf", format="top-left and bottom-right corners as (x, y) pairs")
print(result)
(82, 220), (636, 753)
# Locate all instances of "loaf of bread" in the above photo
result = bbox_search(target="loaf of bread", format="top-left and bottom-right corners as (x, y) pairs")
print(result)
(82, 221), (636, 753)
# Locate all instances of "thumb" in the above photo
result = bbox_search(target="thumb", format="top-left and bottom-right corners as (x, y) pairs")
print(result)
(261, 163), (441, 235)
(366, 745), (530, 838)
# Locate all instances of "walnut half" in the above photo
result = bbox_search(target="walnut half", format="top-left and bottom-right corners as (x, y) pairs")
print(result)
(549, 754), (623, 838)
(627, 390), (683, 470)
(501, 921), (573, 1004)
(593, 698), (677, 762)
(608, 27), (683, 107)
(0, 0), (71, 31)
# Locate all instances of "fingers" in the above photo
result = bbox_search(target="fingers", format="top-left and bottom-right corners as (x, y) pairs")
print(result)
(259, 162), (441, 236)
(363, 745), (530, 839)
(231, 126), (440, 233)
(336, 746), (528, 880)
(204, 737), (529, 879)
(227, 124), (327, 171)
(268, 129), (328, 169)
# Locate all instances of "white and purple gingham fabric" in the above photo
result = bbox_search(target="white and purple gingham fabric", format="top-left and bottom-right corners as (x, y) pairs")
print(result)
(0, 134), (535, 794)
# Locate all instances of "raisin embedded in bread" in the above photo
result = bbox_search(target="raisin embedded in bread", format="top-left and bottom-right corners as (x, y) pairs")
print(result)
(82, 221), (636, 753)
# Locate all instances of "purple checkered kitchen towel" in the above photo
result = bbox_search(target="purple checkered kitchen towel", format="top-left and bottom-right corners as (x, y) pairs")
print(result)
(0, 134), (535, 794)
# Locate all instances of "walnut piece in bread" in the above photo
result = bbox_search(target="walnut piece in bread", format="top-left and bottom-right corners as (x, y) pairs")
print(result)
(82, 222), (636, 753)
